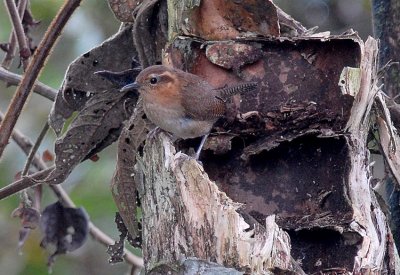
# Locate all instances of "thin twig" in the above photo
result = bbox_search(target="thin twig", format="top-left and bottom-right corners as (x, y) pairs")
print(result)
(0, 113), (144, 269)
(0, 167), (53, 199)
(1, 0), (28, 69)
(0, 110), (50, 198)
(20, 121), (49, 208)
(0, 67), (57, 101)
(4, 0), (30, 68)
(22, 122), (49, 176)
(0, 0), (81, 158)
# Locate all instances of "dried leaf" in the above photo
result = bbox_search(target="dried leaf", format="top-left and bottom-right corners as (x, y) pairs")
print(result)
(94, 68), (139, 88)
(49, 87), (91, 136)
(11, 205), (40, 249)
(89, 154), (99, 162)
(21, 7), (40, 55)
(45, 90), (138, 185)
(49, 25), (137, 136)
(111, 100), (150, 239)
(17, 228), (31, 250)
(0, 43), (9, 52)
(107, 212), (142, 264)
(42, 149), (54, 162)
(45, 25), (141, 185)
(11, 205), (40, 229)
(107, 0), (142, 22)
(107, 213), (127, 263)
(133, 0), (168, 66)
(40, 202), (89, 267)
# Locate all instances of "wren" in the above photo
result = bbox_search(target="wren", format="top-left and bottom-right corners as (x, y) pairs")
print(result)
(121, 65), (257, 159)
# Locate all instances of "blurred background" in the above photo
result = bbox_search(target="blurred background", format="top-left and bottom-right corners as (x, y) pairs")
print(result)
(0, 0), (372, 274)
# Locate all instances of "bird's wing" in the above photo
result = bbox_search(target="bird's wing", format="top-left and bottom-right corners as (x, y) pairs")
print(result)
(181, 81), (258, 121)
(181, 83), (226, 121)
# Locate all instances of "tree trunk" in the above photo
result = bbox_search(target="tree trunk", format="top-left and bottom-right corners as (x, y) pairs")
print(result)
(372, 0), (400, 254)
(109, 0), (400, 273)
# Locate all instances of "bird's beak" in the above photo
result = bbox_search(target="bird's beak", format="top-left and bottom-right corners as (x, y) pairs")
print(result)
(120, 82), (140, 92)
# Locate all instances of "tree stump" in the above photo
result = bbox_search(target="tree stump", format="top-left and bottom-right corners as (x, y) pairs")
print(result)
(108, 0), (400, 273)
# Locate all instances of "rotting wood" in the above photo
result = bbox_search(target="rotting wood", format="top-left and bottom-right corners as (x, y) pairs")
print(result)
(137, 132), (305, 274)
(102, 1), (400, 273)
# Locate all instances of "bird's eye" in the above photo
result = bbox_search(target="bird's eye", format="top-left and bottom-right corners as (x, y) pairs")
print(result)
(150, 77), (158, 85)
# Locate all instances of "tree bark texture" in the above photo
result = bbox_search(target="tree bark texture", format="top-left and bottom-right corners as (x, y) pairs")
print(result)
(372, 0), (400, 254)
(106, 0), (400, 273)
(372, 0), (400, 98)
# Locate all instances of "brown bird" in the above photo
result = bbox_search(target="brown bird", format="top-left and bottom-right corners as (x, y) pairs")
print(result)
(121, 65), (257, 159)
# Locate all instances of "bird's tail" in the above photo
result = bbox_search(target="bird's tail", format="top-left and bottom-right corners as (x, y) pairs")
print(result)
(215, 81), (258, 99)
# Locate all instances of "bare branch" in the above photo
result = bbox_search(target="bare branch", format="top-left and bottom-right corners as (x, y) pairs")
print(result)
(4, 0), (30, 68)
(0, 0), (81, 158)
(0, 67), (57, 101)
(22, 122), (49, 176)
(0, 167), (53, 200)
(1, 0), (28, 69)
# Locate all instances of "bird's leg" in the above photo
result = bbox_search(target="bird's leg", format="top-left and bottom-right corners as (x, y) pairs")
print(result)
(195, 134), (208, 160)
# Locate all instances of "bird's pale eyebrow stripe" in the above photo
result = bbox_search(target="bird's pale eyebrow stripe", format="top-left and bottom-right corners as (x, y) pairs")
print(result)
(159, 71), (175, 82)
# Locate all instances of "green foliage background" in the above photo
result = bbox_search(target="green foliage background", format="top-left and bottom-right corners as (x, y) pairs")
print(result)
(0, 0), (372, 274)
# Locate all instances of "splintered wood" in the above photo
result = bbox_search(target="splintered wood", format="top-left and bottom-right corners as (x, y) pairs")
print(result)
(138, 28), (397, 275)
(103, 0), (400, 273)
(139, 133), (303, 274)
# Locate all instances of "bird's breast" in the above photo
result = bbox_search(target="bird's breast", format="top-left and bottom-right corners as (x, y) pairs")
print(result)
(144, 102), (215, 139)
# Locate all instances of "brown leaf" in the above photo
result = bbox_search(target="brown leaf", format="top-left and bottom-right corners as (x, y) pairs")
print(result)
(45, 25), (141, 185)
(0, 43), (9, 52)
(49, 25), (137, 136)
(40, 201), (89, 267)
(111, 100), (150, 239)
(89, 154), (99, 162)
(11, 205), (40, 229)
(42, 150), (54, 162)
(11, 205), (41, 250)
(44, 90), (138, 184)
(107, 0), (142, 22)
(133, 0), (168, 66)
(107, 212), (141, 264)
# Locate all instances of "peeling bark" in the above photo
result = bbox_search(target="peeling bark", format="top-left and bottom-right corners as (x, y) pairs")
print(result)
(134, 37), (398, 273)
(103, 0), (400, 273)
(138, 133), (304, 274)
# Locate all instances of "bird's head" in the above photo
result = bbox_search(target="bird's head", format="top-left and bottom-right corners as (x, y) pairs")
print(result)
(120, 65), (180, 97)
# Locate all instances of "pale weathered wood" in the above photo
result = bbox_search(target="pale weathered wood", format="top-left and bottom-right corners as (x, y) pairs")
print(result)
(106, 1), (400, 273)
(343, 37), (398, 272)
(137, 132), (305, 274)
(134, 36), (400, 274)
